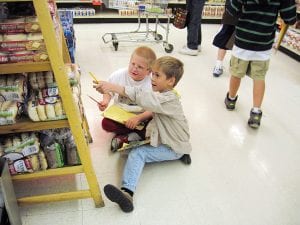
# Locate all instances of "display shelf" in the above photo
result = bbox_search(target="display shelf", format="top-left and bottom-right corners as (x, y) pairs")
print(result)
(56, 0), (223, 23)
(12, 165), (83, 181)
(279, 44), (300, 62)
(57, 0), (93, 3)
(0, 62), (52, 74)
(0, 118), (69, 135)
(0, 0), (104, 208)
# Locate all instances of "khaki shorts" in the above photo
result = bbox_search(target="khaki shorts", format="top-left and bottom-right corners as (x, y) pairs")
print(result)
(230, 55), (270, 80)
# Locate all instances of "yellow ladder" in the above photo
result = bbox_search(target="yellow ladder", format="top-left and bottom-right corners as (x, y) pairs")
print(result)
(0, 0), (104, 207)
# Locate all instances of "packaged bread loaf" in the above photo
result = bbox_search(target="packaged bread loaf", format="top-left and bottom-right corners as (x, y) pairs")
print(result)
(8, 158), (33, 175)
(27, 99), (39, 121)
(0, 74), (27, 102)
(0, 100), (21, 125)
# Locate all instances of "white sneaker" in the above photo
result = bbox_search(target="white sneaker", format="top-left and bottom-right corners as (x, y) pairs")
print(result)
(213, 66), (223, 77)
(198, 45), (201, 52)
(179, 46), (198, 56)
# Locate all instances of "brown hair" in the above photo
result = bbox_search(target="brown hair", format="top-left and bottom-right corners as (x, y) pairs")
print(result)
(131, 46), (157, 67)
(151, 56), (184, 87)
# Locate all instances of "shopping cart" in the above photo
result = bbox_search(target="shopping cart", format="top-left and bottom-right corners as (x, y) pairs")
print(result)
(101, 0), (174, 53)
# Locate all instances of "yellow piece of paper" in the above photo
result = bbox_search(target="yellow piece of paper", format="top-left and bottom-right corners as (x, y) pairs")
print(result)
(103, 105), (144, 130)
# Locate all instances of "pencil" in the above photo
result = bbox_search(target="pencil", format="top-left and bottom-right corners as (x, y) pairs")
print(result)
(89, 72), (99, 83)
(88, 95), (100, 104)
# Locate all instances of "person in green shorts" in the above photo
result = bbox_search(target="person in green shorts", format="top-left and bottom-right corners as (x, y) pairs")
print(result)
(224, 0), (296, 128)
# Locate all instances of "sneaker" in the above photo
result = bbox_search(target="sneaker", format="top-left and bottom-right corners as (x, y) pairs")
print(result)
(224, 92), (238, 110)
(111, 135), (128, 152)
(179, 154), (191, 165)
(198, 45), (201, 52)
(179, 46), (198, 56)
(104, 184), (134, 213)
(213, 66), (223, 77)
(248, 109), (262, 128)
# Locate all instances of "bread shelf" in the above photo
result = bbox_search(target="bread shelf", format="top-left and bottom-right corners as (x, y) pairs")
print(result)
(0, 62), (52, 74)
(0, 118), (69, 135)
(12, 165), (83, 181)
(0, 0), (104, 208)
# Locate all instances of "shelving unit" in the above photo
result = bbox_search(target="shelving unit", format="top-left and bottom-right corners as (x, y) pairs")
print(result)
(56, 0), (223, 23)
(0, 0), (104, 207)
(276, 12), (300, 62)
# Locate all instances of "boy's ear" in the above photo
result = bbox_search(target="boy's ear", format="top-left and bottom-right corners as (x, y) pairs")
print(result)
(168, 76), (176, 87)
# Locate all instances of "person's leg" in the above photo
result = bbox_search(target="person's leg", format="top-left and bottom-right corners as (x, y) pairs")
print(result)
(179, 0), (205, 55)
(217, 48), (227, 61)
(253, 79), (265, 108)
(229, 75), (241, 98)
(225, 55), (248, 110)
(187, 0), (205, 49)
(247, 60), (269, 128)
(102, 118), (132, 135)
(104, 145), (182, 212)
(122, 144), (182, 192)
(197, 21), (202, 48)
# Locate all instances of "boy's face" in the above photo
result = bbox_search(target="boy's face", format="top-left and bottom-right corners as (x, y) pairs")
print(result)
(128, 53), (150, 81)
(151, 66), (175, 92)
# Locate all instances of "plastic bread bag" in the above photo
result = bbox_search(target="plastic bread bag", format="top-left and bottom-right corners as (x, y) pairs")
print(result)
(8, 157), (33, 175)
(38, 150), (48, 170)
(0, 100), (23, 125)
(65, 135), (80, 165)
(0, 73), (27, 102)
(1, 132), (40, 161)
(39, 132), (64, 169)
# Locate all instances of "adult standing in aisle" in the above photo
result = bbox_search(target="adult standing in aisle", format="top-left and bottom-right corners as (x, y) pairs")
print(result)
(212, 0), (238, 77)
(179, 0), (205, 56)
(224, 0), (296, 128)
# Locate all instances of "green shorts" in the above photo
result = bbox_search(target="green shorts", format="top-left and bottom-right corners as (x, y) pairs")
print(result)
(229, 55), (270, 80)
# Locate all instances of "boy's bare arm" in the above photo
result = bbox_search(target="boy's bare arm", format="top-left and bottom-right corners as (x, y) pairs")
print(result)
(98, 93), (111, 111)
(94, 81), (126, 97)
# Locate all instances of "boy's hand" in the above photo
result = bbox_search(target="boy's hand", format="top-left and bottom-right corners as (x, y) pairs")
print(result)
(125, 116), (141, 130)
(93, 81), (112, 94)
(93, 81), (125, 96)
(97, 100), (108, 111)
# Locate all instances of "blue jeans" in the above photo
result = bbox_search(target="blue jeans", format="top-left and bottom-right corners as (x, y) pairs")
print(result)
(186, 0), (205, 49)
(122, 144), (183, 192)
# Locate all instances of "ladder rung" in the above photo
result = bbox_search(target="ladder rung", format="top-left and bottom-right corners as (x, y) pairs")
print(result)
(12, 165), (84, 181)
(17, 190), (91, 205)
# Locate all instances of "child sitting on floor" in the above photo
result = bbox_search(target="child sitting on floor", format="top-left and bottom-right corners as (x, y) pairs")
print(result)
(97, 46), (156, 152)
(94, 56), (192, 213)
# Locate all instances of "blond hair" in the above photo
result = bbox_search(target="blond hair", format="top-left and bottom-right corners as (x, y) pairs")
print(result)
(131, 46), (157, 67)
(151, 56), (184, 87)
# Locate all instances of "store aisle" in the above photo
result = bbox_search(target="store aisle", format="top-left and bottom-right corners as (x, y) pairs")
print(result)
(18, 23), (300, 225)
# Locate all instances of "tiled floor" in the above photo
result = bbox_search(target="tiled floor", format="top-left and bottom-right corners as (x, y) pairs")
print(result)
(16, 23), (300, 225)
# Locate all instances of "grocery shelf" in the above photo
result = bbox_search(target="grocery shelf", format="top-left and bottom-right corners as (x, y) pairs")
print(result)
(0, 0), (104, 208)
(279, 44), (300, 62)
(0, 62), (52, 74)
(12, 165), (83, 181)
(57, 0), (93, 3)
(0, 118), (69, 134)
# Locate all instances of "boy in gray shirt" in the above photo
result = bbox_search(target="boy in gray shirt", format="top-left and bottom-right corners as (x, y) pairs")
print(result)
(94, 56), (192, 212)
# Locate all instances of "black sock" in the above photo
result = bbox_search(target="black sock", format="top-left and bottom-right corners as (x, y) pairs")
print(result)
(121, 187), (134, 197)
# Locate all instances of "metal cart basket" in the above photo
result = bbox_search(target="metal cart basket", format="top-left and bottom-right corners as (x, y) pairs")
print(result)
(102, 0), (174, 53)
